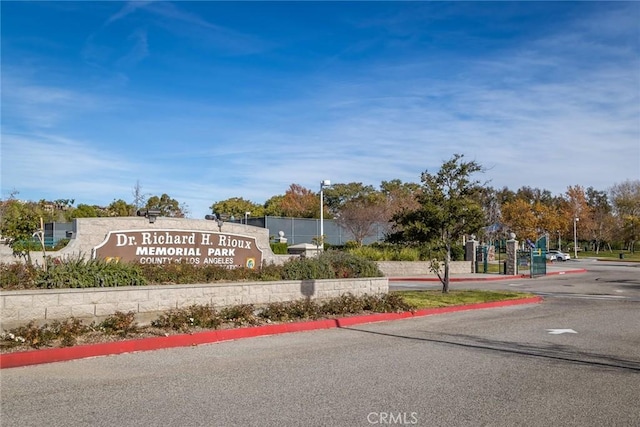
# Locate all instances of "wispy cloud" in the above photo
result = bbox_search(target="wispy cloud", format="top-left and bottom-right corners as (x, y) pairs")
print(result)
(2, 2), (638, 218)
(2, 73), (106, 129)
(105, 1), (156, 26)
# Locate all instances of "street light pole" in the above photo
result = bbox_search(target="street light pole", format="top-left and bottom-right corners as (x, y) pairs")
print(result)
(573, 217), (579, 259)
(244, 211), (250, 224)
(558, 231), (561, 251)
(320, 179), (331, 250)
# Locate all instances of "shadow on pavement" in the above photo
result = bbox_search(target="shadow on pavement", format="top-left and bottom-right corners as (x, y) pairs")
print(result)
(340, 327), (640, 373)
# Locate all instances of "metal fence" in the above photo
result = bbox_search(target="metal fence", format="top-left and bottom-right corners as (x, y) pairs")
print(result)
(43, 222), (74, 247)
(45, 216), (387, 247)
(243, 216), (387, 246)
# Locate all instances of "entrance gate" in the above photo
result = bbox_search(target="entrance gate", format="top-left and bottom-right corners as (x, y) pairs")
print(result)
(475, 245), (488, 274)
(531, 235), (547, 277)
(516, 236), (547, 278)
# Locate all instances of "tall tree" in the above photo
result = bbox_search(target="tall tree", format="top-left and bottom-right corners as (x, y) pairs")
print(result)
(146, 194), (184, 218)
(107, 199), (135, 217)
(70, 204), (100, 218)
(585, 187), (614, 253)
(210, 197), (264, 220)
(379, 179), (421, 223)
(501, 199), (563, 243)
(0, 195), (43, 263)
(564, 186), (592, 246)
(280, 184), (319, 218)
(322, 182), (382, 244)
(263, 195), (285, 217)
(323, 182), (377, 214)
(390, 154), (485, 293)
(610, 180), (640, 252)
(516, 186), (554, 205)
(334, 194), (387, 246)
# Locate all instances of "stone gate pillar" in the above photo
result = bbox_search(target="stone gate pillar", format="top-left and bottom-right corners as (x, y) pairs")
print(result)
(506, 233), (518, 276)
(465, 235), (479, 273)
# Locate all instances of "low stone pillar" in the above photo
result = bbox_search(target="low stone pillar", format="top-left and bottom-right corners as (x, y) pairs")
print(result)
(465, 236), (479, 273)
(506, 234), (518, 276)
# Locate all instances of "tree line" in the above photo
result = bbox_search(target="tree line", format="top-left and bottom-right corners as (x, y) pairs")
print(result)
(2, 157), (639, 255)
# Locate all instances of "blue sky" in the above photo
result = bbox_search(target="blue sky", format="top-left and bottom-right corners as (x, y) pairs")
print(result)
(2, 1), (639, 219)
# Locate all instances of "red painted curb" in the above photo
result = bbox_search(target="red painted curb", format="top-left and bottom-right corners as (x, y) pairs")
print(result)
(0, 296), (543, 369)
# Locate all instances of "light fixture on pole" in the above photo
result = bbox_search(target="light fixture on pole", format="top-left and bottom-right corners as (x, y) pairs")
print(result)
(320, 179), (331, 249)
(573, 217), (579, 259)
(244, 211), (250, 224)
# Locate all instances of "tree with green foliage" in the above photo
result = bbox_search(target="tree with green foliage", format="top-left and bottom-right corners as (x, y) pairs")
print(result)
(0, 196), (42, 263)
(323, 182), (377, 214)
(585, 187), (614, 253)
(210, 197), (264, 220)
(146, 194), (185, 218)
(389, 154), (485, 293)
(263, 195), (285, 216)
(610, 180), (640, 252)
(70, 204), (100, 218)
(323, 182), (381, 245)
(107, 199), (135, 217)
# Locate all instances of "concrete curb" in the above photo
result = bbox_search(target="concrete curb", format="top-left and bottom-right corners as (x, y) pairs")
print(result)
(0, 296), (543, 369)
(389, 269), (587, 282)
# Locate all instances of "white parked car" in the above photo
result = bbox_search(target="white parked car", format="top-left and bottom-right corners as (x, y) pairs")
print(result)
(548, 250), (570, 261)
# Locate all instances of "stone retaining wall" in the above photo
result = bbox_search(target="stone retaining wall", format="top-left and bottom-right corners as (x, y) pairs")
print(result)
(376, 261), (472, 277)
(0, 278), (388, 330)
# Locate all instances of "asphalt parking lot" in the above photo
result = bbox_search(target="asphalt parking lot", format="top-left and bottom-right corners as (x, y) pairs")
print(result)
(2, 260), (638, 427)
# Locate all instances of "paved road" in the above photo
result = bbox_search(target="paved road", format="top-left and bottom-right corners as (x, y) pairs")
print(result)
(391, 259), (640, 302)
(2, 276), (639, 426)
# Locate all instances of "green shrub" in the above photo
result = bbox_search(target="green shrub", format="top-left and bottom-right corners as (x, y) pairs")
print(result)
(320, 293), (366, 315)
(0, 262), (39, 289)
(152, 305), (222, 332)
(391, 247), (420, 261)
(51, 318), (89, 347)
(99, 311), (138, 337)
(36, 257), (147, 289)
(450, 244), (465, 261)
(51, 239), (70, 251)
(270, 242), (288, 255)
(284, 299), (322, 319)
(320, 250), (383, 278)
(1, 293), (420, 350)
(0, 250), (382, 289)
(2, 318), (92, 349)
(347, 246), (384, 261)
(259, 299), (321, 321)
(257, 263), (285, 281)
(4, 321), (55, 349)
(219, 304), (259, 326)
(344, 241), (360, 250)
(282, 256), (334, 280)
(361, 293), (415, 313)
(258, 301), (293, 322)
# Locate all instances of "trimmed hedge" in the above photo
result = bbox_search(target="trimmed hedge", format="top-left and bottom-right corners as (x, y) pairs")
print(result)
(0, 250), (383, 290)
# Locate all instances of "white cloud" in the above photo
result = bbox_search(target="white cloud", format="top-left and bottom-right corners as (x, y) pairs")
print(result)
(2, 2), (638, 219)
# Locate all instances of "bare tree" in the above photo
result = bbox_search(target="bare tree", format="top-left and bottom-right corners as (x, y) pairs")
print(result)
(334, 198), (387, 246)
